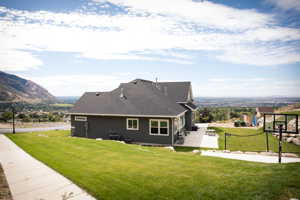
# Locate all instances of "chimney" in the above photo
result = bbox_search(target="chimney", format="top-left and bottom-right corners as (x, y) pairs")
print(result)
(120, 88), (125, 99)
(164, 86), (168, 96)
(155, 77), (161, 90)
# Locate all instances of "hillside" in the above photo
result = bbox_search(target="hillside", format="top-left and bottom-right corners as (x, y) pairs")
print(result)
(0, 71), (56, 103)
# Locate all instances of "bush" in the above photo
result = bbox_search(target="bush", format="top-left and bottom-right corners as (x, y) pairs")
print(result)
(240, 121), (247, 127)
(234, 121), (241, 127)
(2, 111), (13, 122)
(22, 117), (31, 122)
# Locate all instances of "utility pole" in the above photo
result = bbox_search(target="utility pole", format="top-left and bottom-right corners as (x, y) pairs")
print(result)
(12, 106), (16, 134)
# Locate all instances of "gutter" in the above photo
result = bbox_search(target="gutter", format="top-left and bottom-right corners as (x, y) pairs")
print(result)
(68, 110), (187, 119)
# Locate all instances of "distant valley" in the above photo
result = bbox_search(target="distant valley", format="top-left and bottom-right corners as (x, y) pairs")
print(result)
(195, 97), (300, 108)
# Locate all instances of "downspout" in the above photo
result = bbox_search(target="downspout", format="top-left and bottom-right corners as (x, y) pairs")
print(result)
(85, 121), (88, 138)
(171, 118), (174, 146)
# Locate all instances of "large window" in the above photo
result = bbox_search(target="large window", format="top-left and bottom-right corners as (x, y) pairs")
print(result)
(149, 119), (169, 136)
(127, 118), (139, 130)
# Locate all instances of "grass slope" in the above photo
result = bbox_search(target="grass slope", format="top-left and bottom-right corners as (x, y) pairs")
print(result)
(6, 131), (300, 200)
(213, 127), (300, 153)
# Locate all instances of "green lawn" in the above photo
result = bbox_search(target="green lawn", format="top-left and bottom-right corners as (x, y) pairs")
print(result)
(281, 111), (300, 116)
(6, 131), (300, 200)
(212, 127), (300, 153)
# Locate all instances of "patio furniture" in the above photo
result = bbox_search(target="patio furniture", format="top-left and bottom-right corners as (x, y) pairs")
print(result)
(191, 126), (198, 131)
(206, 129), (216, 136)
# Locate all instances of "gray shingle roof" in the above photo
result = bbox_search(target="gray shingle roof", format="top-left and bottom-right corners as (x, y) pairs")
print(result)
(158, 81), (191, 103)
(70, 79), (189, 116)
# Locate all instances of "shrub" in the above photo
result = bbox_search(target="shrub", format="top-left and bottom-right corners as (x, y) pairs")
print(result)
(240, 121), (247, 127)
(234, 121), (241, 127)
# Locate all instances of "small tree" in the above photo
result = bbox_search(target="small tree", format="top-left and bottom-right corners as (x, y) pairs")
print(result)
(2, 111), (13, 122)
(199, 108), (214, 123)
(234, 120), (241, 127)
(18, 113), (26, 119)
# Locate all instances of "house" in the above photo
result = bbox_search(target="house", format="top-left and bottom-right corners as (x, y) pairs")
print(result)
(69, 79), (198, 145)
(256, 107), (274, 118)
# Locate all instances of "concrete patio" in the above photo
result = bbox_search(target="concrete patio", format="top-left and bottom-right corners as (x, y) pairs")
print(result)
(174, 124), (219, 148)
(0, 135), (96, 200)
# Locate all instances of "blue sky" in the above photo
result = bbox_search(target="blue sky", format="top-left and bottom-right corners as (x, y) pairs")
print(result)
(0, 0), (299, 97)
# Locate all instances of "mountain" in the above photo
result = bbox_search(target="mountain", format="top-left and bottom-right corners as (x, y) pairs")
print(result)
(0, 71), (56, 103)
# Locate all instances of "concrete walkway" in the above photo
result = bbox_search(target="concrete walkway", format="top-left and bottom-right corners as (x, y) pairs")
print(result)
(0, 135), (96, 200)
(200, 134), (219, 149)
(201, 151), (300, 163)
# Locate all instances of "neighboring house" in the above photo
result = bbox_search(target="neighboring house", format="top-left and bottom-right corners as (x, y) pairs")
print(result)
(256, 107), (275, 118)
(242, 114), (251, 126)
(69, 79), (198, 145)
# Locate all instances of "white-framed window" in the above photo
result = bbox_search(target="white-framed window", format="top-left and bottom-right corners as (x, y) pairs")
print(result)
(149, 119), (169, 136)
(75, 116), (87, 121)
(127, 118), (139, 130)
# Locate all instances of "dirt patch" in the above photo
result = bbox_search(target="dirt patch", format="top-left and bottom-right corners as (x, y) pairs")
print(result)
(208, 122), (259, 129)
(0, 163), (12, 200)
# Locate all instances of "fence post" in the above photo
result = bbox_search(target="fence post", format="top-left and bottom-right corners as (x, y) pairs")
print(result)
(225, 133), (227, 150)
(265, 132), (269, 152)
(278, 124), (283, 164)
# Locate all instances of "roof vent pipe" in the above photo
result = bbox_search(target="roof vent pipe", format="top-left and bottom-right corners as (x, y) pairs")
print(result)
(164, 86), (168, 96)
(120, 88), (125, 99)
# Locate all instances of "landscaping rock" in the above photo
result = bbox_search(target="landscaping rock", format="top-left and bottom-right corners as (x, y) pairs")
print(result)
(116, 141), (125, 144)
(292, 138), (300, 146)
(192, 150), (200, 154)
(288, 134), (297, 137)
(245, 152), (258, 155)
(260, 152), (278, 156)
(286, 137), (293, 143)
(231, 151), (243, 154)
(282, 153), (299, 158)
(164, 146), (174, 151)
(96, 138), (103, 140)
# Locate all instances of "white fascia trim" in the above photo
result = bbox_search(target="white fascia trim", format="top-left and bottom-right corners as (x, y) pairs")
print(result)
(69, 112), (187, 118)
(184, 104), (198, 111)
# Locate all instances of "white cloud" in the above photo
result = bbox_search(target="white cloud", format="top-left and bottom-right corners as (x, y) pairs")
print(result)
(265, 0), (300, 11)
(0, 50), (42, 71)
(24, 74), (130, 96)
(102, 0), (273, 31)
(194, 79), (300, 97)
(0, 0), (300, 71)
(208, 78), (270, 82)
